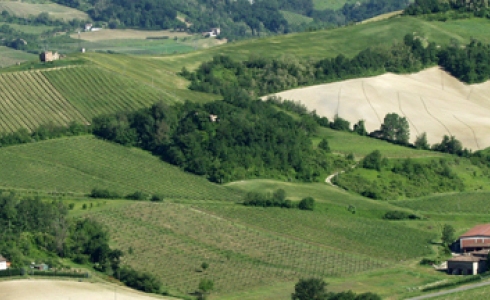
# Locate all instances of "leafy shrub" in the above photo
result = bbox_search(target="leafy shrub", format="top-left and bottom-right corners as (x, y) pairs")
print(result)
(299, 197), (315, 211)
(125, 191), (149, 201)
(119, 266), (162, 293)
(151, 194), (164, 202)
(384, 210), (420, 220)
(89, 188), (121, 199)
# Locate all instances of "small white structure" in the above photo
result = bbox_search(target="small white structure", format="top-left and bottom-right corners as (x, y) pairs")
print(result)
(84, 23), (93, 31)
(0, 255), (8, 270)
(202, 28), (220, 37)
(81, 48), (86, 53)
(91, 27), (102, 32)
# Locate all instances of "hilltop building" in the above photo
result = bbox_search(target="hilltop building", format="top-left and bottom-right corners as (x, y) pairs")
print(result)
(457, 224), (490, 252)
(40, 51), (60, 62)
(447, 254), (487, 275)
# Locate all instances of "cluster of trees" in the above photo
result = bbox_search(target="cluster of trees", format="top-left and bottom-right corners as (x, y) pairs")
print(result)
(182, 35), (439, 97)
(292, 278), (381, 300)
(92, 99), (347, 183)
(89, 188), (163, 201)
(383, 210), (420, 220)
(243, 189), (316, 210)
(0, 192), (122, 274)
(334, 152), (465, 199)
(404, 0), (489, 17)
(118, 266), (163, 293)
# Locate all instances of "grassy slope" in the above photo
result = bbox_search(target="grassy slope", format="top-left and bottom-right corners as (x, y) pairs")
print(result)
(0, 46), (37, 68)
(280, 10), (313, 25)
(153, 16), (490, 72)
(0, 136), (240, 200)
(312, 0), (359, 10)
(0, 1), (89, 20)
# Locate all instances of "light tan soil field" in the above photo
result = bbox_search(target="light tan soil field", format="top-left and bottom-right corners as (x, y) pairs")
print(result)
(269, 67), (490, 150)
(0, 1), (89, 20)
(0, 279), (171, 300)
(73, 29), (192, 41)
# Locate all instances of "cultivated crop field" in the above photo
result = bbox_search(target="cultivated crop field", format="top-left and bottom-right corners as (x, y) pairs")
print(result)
(0, 66), (176, 132)
(42, 66), (177, 118)
(0, 69), (87, 131)
(271, 67), (490, 150)
(89, 202), (386, 295)
(0, 0), (89, 20)
(0, 280), (167, 300)
(196, 204), (436, 261)
(392, 192), (490, 214)
(0, 136), (240, 200)
(72, 29), (192, 41)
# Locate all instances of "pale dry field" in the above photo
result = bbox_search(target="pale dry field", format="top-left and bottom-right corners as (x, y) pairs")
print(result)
(0, 1), (89, 20)
(269, 67), (490, 150)
(73, 29), (191, 41)
(0, 279), (172, 300)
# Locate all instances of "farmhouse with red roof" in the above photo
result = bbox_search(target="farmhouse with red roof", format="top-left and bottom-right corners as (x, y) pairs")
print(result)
(458, 224), (490, 252)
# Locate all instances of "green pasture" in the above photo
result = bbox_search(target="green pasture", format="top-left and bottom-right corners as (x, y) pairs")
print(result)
(0, 46), (37, 68)
(430, 282), (490, 299)
(0, 1), (89, 20)
(312, 0), (361, 10)
(280, 10), (313, 25)
(314, 127), (445, 159)
(392, 191), (490, 215)
(0, 21), (54, 34)
(153, 17), (490, 72)
(0, 136), (240, 200)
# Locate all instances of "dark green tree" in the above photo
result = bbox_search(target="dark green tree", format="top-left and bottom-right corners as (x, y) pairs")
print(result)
(197, 279), (214, 300)
(318, 138), (331, 152)
(291, 278), (328, 300)
(414, 132), (430, 150)
(298, 197), (315, 211)
(354, 120), (367, 136)
(380, 113), (410, 145)
(361, 150), (383, 171)
(441, 224), (455, 246)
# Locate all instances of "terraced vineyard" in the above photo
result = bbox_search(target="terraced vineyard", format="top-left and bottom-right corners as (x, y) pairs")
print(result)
(89, 202), (385, 294)
(0, 70), (87, 132)
(0, 66), (176, 133)
(0, 136), (239, 200)
(196, 204), (436, 261)
(42, 66), (174, 119)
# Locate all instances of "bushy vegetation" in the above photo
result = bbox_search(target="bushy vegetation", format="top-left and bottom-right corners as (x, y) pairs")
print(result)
(334, 152), (465, 199)
(0, 191), (122, 273)
(119, 266), (163, 293)
(383, 210), (420, 220)
(93, 99), (348, 183)
(182, 36), (438, 96)
(292, 277), (381, 300)
(243, 189), (316, 210)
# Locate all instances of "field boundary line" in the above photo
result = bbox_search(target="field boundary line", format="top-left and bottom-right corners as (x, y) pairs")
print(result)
(452, 115), (480, 150)
(419, 96), (452, 136)
(361, 81), (382, 123)
(398, 91), (420, 136)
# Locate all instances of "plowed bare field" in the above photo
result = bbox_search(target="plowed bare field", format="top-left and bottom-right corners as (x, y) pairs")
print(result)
(0, 280), (169, 300)
(270, 67), (490, 150)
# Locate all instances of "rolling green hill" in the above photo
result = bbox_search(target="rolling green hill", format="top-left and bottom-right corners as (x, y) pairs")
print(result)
(0, 136), (240, 200)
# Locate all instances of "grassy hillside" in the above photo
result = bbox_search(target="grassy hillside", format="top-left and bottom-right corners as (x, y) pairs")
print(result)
(153, 16), (490, 72)
(392, 192), (490, 214)
(0, 136), (240, 200)
(313, 0), (359, 10)
(0, 46), (37, 68)
(280, 10), (313, 25)
(0, 1), (89, 20)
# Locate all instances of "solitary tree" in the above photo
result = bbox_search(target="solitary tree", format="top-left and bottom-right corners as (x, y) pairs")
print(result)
(414, 132), (430, 150)
(292, 278), (328, 300)
(197, 279), (214, 300)
(318, 138), (331, 152)
(380, 113), (410, 145)
(441, 224), (455, 246)
(299, 197), (315, 211)
(354, 120), (367, 136)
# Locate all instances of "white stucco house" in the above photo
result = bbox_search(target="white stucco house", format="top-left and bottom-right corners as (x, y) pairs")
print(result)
(0, 255), (8, 270)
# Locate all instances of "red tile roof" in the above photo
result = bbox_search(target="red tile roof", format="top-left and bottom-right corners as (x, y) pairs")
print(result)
(460, 224), (490, 238)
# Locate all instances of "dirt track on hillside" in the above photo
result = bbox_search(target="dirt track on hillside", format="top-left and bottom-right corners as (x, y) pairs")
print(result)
(269, 67), (490, 150)
(0, 279), (170, 300)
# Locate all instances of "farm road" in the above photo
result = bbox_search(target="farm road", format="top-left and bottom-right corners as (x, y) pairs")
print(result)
(406, 280), (490, 300)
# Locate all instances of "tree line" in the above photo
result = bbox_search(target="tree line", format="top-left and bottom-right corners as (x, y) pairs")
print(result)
(243, 189), (316, 210)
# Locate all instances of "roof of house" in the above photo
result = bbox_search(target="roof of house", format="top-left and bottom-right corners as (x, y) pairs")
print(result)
(448, 255), (485, 262)
(0, 255), (6, 262)
(460, 224), (490, 238)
